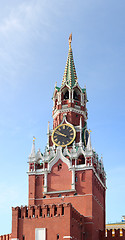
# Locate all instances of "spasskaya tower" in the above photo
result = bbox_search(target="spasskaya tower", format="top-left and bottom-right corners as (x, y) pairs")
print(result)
(11, 34), (106, 240)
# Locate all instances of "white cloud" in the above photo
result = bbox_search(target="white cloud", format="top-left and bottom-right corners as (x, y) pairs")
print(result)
(0, 1), (54, 88)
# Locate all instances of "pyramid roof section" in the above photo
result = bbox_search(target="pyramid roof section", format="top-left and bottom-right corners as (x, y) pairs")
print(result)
(62, 34), (78, 88)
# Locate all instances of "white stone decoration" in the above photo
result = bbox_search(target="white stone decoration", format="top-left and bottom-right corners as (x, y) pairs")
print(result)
(35, 228), (46, 240)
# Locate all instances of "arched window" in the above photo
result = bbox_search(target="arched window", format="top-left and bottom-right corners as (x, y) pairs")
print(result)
(77, 155), (85, 165)
(81, 171), (85, 181)
(73, 91), (79, 100)
(58, 163), (62, 171)
(57, 234), (59, 239)
(64, 90), (69, 99)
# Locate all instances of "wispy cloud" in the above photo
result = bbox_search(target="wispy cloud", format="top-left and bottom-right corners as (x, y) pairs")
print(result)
(0, 1), (54, 89)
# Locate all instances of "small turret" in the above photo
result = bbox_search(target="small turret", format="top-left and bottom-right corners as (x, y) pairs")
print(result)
(29, 137), (36, 162)
(86, 131), (92, 152)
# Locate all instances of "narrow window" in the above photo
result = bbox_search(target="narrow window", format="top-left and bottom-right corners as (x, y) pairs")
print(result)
(33, 207), (35, 218)
(58, 163), (62, 171)
(62, 206), (64, 215)
(40, 207), (42, 217)
(47, 207), (50, 217)
(57, 234), (59, 239)
(54, 206), (57, 216)
(22, 235), (25, 240)
(43, 176), (44, 185)
(75, 174), (78, 182)
(81, 171), (85, 181)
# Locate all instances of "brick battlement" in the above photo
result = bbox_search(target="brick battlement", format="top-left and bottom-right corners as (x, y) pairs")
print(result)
(99, 229), (125, 239)
(11, 202), (85, 240)
(0, 234), (11, 240)
(12, 202), (81, 220)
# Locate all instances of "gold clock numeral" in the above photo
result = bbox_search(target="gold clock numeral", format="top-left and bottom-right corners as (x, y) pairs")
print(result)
(70, 133), (73, 135)
(62, 142), (65, 145)
(69, 129), (72, 132)
(58, 141), (60, 145)
(67, 140), (69, 143)
(58, 128), (61, 131)
(55, 138), (58, 142)
(63, 125), (65, 129)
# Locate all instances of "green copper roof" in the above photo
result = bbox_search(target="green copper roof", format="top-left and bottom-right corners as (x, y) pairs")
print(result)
(56, 87), (60, 91)
(82, 88), (86, 93)
(62, 34), (77, 88)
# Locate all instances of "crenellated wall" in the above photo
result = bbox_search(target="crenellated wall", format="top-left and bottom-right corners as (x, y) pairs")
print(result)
(99, 229), (125, 240)
(11, 203), (84, 240)
(0, 234), (11, 240)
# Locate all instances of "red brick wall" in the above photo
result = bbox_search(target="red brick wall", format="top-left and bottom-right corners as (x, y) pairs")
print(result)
(47, 160), (72, 192)
(11, 203), (84, 240)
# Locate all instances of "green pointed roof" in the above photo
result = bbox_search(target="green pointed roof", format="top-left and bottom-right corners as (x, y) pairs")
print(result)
(62, 34), (78, 88)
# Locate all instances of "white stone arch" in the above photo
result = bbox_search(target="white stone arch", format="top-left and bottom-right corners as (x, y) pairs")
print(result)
(48, 146), (71, 171)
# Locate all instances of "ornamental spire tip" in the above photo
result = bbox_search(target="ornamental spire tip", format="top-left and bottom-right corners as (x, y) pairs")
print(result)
(69, 33), (72, 47)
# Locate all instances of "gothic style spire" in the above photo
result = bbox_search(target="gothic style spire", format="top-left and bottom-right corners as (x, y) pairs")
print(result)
(62, 33), (77, 88)
(29, 137), (36, 161)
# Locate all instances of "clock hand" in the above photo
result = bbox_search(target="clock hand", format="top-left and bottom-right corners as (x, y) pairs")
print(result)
(55, 130), (67, 137)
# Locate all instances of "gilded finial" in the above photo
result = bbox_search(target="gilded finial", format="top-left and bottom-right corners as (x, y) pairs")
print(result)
(69, 33), (72, 48)
(33, 136), (36, 142)
(89, 129), (92, 135)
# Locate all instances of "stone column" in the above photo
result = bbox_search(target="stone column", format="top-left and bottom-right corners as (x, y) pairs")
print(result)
(71, 167), (75, 190)
(69, 89), (71, 102)
(44, 171), (47, 193)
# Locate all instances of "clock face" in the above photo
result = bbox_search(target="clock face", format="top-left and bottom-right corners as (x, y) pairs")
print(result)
(52, 123), (76, 147)
(84, 129), (89, 146)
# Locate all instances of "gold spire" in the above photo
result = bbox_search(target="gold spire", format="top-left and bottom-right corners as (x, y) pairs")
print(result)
(69, 33), (72, 48)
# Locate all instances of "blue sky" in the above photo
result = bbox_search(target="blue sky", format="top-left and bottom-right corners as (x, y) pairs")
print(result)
(0, 0), (125, 235)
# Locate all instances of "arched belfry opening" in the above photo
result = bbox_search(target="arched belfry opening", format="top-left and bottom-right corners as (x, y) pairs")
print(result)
(73, 91), (79, 101)
(77, 154), (85, 165)
(64, 90), (69, 100)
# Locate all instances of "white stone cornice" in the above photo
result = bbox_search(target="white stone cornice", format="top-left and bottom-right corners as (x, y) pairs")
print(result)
(53, 107), (87, 120)
(44, 189), (76, 195)
(63, 237), (72, 239)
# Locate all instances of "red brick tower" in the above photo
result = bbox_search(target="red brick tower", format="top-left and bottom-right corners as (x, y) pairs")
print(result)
(11, 34), (106, 240)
